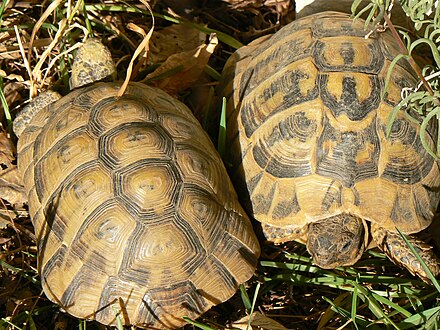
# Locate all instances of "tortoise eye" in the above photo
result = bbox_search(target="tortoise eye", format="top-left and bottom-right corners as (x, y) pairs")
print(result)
(340, 240), (351, 252)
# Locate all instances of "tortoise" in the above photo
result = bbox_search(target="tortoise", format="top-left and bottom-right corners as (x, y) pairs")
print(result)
(221, 11), (440, 280)
(14, 38), (260, 328)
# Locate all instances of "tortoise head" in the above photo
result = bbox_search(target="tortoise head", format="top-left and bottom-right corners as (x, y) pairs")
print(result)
(70, 38), (116, 89)
(306, 213), (367, 268)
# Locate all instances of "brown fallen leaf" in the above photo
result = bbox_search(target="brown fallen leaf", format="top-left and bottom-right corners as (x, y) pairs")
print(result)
(0, 165), (26, 207)
(144, 33), (218, 94)
(232, 311), (290, 330)
(150, 24), (206, 63)
(0, 131), (15, 164)
(0, 132), (26, 206)
(222, 0), (292, 15)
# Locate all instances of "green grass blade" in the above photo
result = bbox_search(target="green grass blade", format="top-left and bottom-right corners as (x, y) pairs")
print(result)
(419, 105), (440, 159)
(246, 282), (260, 330)
(240, 284), (252, 312)
(0, 260), (40, 285)
(381, 53), (410, 101)
(370, 292), (413, 318)
(396, 228), (440, 292)
(397, 306), (440, 329)
(351, 284), (359, 330)
(204, 64), (221, 81)
(84, 4), (243, 48)
(0, 75), (12, 134)
(182, 317), (217, 330)
(218, 97), (227, 159)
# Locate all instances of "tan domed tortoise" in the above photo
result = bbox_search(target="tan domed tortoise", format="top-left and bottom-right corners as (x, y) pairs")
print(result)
(14, 38), (260, 329)
(221, 11), (440, 280)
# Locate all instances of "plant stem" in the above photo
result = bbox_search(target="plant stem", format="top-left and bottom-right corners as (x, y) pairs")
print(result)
(383, 12), (440, 106)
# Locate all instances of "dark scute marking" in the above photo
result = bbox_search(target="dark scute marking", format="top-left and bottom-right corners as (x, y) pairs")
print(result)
(240, 102), (259, 139)
(95, 277), (125, 324)
(381, 119), (434, 185)
(236, 172), (262, 214)
(60, 266), (96, 308)
(312, 18), (373, 38)
(252, 112), (316, 178)
(264, 112), (316, 145)
(233, 20), (313, 92)
(313, 40), (383, 73)
(34, 127), (88, 203)
(98, 122), (174, 170)
(252, 183), (276, 215)
(206, 255), (238, 295)
(68, 199), (122, 269)
(88, 94), (159, 136)
(321, 181), (342, 212)
(175, 214), (208, 276)
(246, 172), (263, 197)
(352, 187), (361, 206)
(316, 118), (380, 187)
(41, 243), (68, 290)
(340, 42), (355, 65)
(239, 39), (312, 99)
(284, 112), (317, 143)
(384, 73), (417, 106)
(319, 74), (381, 121)
(241, 68), (319, 139)
(252, 141), (311, 178)
(413, 188), (435, 223)
(41, 194), (65, 242)
(139, 280), (209, 326)
(389, 193), (415, 225)
(117, 223), (153, 283)
(114, 158), (182, 220)
(71, 91), (93, 108)
(236, 244), (259, 271)
(118, 217), (206, 284)
(272, 191), (301, 219)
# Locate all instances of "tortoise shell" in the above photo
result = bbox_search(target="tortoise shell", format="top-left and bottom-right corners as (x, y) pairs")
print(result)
(17, 82), (260, 328)
(222, 11), (440, 241)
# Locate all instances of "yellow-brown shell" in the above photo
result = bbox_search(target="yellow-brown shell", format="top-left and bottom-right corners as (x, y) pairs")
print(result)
(17, 82), (260, 328)
(222, 12), (440, 241)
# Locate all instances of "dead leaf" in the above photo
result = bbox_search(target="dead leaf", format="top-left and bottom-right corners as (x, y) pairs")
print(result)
(222, 0), (292, 15)
(145, 34), (218, 94)
(150, 24), (206, 63)
(0, 237), (11, 244)
(0, 209), (13, 229)
(0, 131), (15, 165)
(0, 165), (26, 207)
(0, 132), (26, 206)
(232, 312), (290, 330)
(0, 82), (25, 124)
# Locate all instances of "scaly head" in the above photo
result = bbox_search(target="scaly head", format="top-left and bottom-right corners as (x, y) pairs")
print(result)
(307, 213), (367, 268)
(70, 38), (116, 89)
(14, 38), (116, 137)
(13, 90), (61, 137)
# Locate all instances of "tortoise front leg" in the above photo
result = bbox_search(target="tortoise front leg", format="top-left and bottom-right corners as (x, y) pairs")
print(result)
(371, 223), (440, 281)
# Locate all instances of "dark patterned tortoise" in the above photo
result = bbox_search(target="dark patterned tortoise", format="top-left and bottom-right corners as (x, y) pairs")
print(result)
(14, 38), (260, 328)
(222, 11), (440, 281)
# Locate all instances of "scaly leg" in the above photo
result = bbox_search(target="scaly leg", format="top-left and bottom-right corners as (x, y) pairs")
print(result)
(371, 223), (440, 281)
